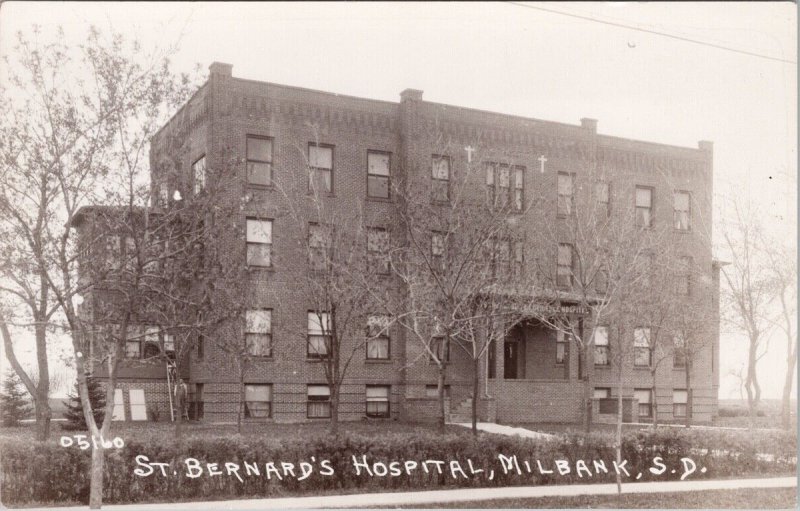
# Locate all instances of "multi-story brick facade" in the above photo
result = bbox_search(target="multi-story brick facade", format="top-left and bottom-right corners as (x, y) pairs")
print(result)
(76, 62), (720, 426)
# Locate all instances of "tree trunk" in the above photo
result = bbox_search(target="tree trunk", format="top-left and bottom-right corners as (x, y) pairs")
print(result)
(89, 440), (105, 508)
(580, 347), (593, 433)
(615, 367), (623, 496)
(437, 364), (447, 434)
(330, 386), (340, 436)
(746, 340), (758, 430)
(237, 363), (244, 435)
(34, 319), (51, 441)
(781, 346), (796, 430)
(471, 356), (479, 436)
(34, 392), (52, 441)
(684, 360), (692, 428)
(651, 375), (658, 428)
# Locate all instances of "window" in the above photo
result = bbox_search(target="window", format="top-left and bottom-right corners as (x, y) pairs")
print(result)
(367, 228), (390, 275)
(104, 235), (121, 272)
(486, 163), (522, 210)
(158, 180), (169, 207)
(125, 338), (141, 359)
(635, 186), (654, 228)
(431, 232), (446, 272)
(367, 151), (390, 199)
(244, 384), (272, 418)
(123, 236), (136, 272)
(673, 389), (688, 417)
(142, 326), (161, 358)
(596, 267), (609, 294)
(307, 312), (331, 358)
(593, 387), (611, 399)
(557, 172), (574, 216)
(635, 388), (652, 418)
(557, 243), (574, 287)
(366, 315), (390, 360)
(513, 166), (525, 211)
(673, 333), (686, 368)
(123, 325), (144, 359)
(556, 330), (570, 365)
(308, 144), (333, 193)
(430, 336), (450, 363)
(192, 155), (206, 194)
(674, 191), (691, 231)
(513, 241), (525, 277)
(494, 239), (511, 278)
(245, 309), (272, 357)
(307, 384), (331, 418)
(595, 181), (610, 216)
(246, 136), (273, 186)
(308, 223), (332, 271)
(194, 334), (203, 359)
(431, 155), (450, 203)
(246, 218), (272, 267)
(634, 327), (651, 367)
(595, 387), (615, 414)
(425, 385), (451, 398)
(676, 256), (692, 296)
(366, 385), (390, 418)
(594, 326), (609, 365)
(164, 332), (175, 354)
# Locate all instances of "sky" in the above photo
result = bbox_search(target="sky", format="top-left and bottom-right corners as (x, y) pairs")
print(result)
(0, 2), (796, 399)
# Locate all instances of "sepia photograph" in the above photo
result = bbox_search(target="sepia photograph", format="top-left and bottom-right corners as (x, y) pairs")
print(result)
(0, 2), (796, 510)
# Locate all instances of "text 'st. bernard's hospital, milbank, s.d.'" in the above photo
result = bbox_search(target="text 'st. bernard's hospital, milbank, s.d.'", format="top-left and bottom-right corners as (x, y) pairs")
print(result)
(133, 453), (706, 483)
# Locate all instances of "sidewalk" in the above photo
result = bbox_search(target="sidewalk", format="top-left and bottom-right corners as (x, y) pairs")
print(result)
(447, 421), (556, 440)
(48, 476), (796, 510)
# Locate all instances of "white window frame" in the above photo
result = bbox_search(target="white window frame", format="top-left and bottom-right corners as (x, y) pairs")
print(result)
(246, 218), (273, 267)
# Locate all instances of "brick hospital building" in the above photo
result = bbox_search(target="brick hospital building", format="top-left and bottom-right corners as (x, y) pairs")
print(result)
(76, 63), (720, 426)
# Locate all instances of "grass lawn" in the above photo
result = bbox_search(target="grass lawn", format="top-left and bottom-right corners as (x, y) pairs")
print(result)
(0, 420), (475, 445)
(394, 487), (797, 509)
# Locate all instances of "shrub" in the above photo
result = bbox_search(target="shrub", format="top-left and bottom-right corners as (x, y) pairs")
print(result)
(1, 427), (795, 506)
(0, 372), (32, 427)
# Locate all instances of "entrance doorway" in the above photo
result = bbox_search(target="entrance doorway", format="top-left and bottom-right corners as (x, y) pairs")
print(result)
(504, 341), (518, 379)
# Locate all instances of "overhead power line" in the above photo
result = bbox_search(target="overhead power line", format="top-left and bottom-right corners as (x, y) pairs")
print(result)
(505, 2), (797, 65)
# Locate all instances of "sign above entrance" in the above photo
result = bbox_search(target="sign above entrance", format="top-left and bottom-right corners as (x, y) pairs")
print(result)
(525, 303), (590, 316)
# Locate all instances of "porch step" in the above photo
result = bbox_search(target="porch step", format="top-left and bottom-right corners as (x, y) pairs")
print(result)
(449, 397), (474, 423)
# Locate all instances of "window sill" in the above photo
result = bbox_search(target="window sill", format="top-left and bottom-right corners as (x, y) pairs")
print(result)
(366, 359), (393, 364)
(247, 183), (275, 191)
(634, 366), (651, 370)
(366, 196), (392, 204)
(307, 192), (336, 198)
(306, 358), (331, 363)
(594, 364), (611, 369)
(247, 266), (276, 273)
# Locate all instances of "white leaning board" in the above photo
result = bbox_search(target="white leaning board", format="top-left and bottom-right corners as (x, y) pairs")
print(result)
(129, 388), (147, 420)
(112, 388), (125, 421)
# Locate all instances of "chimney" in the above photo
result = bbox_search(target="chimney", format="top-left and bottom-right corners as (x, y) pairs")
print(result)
(400, 89), (424, 102)
(698, 140), (713, 152)
(209, 62), (233, 78)
(580, 117), (598, 134)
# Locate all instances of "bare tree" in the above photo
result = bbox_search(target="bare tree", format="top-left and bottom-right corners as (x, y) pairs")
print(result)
(384, 140), (539, 434)
(719, 200), (777, 426)
(760, 235), (797, 430)
(0, 26), (195, 509)
(528, 164), (656, 432)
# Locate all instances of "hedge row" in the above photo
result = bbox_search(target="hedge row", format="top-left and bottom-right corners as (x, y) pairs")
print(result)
(2, 427), (796, 505)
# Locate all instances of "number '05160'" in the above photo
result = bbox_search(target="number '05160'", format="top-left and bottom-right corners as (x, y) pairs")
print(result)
(60, 435), (124, 449)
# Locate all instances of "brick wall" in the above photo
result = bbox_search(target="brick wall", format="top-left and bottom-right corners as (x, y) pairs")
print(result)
(83, 63), (719, 426)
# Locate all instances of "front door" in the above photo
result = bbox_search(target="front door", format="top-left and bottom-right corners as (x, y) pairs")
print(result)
(504, 341), (518, 379)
